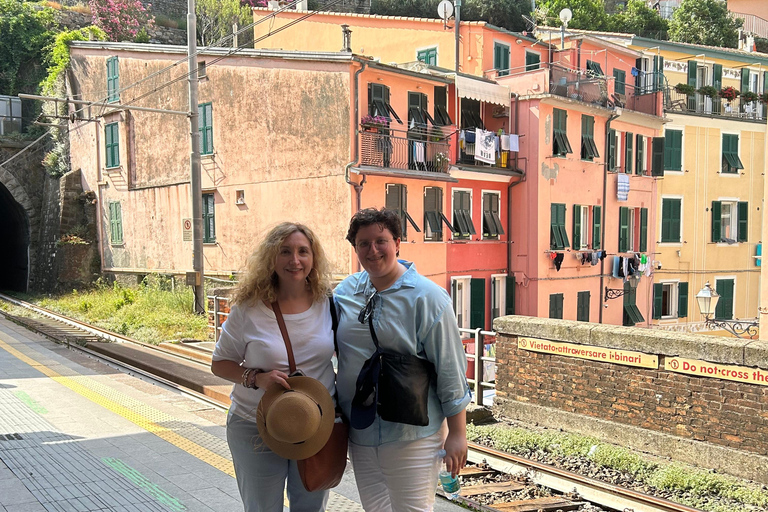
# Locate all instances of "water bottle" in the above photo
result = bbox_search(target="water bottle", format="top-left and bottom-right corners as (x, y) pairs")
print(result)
(437, 449), (460, 500)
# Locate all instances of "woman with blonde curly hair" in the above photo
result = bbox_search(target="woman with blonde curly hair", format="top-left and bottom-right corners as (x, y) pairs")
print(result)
(211, 222), (335, 512)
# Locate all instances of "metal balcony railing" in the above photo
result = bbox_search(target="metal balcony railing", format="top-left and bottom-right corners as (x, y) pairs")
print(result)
(360, 126), (451, 174)
(664, 88), (766, 121)
(549, 64), (609, 107)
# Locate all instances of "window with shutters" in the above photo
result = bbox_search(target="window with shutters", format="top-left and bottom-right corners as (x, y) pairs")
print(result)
(552, 109), (572, 157)
(714, 278), (734, 320)
(653, 281), (688, 319)
(433, 86), (452, 126)
(613, 69), (626, 95)
(550, 203), (569, 250)
(572, 204), (593, 250)
(452, 189), (475, 240)
(416, 47), (438, 66)
(105, 122), (120, 168)
(592, 205), (602, 249)
(386, 183), (419, 241)
(576, 291), (590, 322)
(618, 207), (647, 252)
(586, 60), (604, 77)
(651, 136), (665, 176)
(202, 193), (215, 243)
(525, 51), (540, 71)
(451, 276), (472, 331)
(482, 192), (504, 240)
(663, 129), (682, 171)
(107, 56), (119, 103)
(624, 132), (633, 174)
(660, 198), (681, 243)
(607, 129), (622, 171)
(494, 42), (510, 77)
(368, 83), (402, 124)
(424, 187), (452, 242)
(721, 133), (744, 174)
(623, 282), (644, 326)
(199, 102), (213, 155)
(712, 200), (747, 243)
(580, 115), (599, 161)
(491, 274), (515, 319)
(549, 293), (564, 319)
(108, 201), (123, 245)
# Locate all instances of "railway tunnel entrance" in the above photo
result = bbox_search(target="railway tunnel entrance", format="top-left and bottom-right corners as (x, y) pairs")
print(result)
(0, 182), (30, 292)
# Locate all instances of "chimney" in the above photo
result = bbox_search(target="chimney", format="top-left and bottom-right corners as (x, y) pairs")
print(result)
(341, 24), (352, 52)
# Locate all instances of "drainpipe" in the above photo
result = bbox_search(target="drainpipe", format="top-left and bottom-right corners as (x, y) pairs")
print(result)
(344, 58), (367, 211)
(598, 111), (620, 324)
(507, 92), (521, 276)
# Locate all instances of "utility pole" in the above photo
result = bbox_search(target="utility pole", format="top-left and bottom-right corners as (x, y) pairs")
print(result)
(188, 0), (205, 314)
(454, 0), (461, 74)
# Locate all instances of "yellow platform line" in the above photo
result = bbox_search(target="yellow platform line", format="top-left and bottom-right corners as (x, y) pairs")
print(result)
(0, 336), (235, 478)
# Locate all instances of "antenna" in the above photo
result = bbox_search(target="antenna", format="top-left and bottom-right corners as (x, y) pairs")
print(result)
(521, 14), (537, 35)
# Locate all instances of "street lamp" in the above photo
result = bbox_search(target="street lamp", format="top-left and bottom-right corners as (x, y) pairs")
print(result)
(604, 275), (639, 301)
(559, 8), (572, 49)
(695, 281), (758, 338)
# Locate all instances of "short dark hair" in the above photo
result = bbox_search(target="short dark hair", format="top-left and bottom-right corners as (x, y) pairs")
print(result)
(345, 207), (402, 246)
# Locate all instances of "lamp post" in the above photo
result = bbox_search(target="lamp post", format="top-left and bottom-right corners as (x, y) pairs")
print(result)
(696, 281), (758, 338)
(559, 8), (572, 50)
(604, 275), (639, 302)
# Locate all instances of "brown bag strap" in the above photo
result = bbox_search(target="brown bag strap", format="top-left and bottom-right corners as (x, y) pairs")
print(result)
(271, 301), (296, 374)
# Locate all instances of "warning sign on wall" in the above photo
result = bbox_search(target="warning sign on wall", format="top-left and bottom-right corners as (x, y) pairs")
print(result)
(182, 218), (192, 242)
(665, 356), (768, 386)
(518, 337), (658, 369)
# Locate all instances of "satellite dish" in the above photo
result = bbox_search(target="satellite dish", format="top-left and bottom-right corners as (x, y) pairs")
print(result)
(437, 0), (453, 20)
(559, 8), (572, 26)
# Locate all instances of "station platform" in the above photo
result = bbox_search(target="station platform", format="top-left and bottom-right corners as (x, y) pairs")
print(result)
(0, 315), (466, 512)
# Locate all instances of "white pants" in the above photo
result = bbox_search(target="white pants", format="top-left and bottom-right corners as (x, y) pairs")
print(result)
(349, 424), (447, 512)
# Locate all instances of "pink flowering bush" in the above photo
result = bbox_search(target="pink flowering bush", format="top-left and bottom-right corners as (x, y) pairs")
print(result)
(241, 0), (269, 6)
(89, 0), (155, 42)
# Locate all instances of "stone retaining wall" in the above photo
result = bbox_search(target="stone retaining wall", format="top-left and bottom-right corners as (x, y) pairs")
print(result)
(493, 316), (768, 483)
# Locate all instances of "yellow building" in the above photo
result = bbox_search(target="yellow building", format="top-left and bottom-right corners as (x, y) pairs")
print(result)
(626, 38), (768, 335)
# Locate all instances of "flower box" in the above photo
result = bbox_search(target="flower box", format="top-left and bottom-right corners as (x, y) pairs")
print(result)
(719, 86), (739, 102)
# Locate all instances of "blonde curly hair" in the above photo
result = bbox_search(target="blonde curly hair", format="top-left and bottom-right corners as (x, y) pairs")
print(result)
(232, 222), (330, 306)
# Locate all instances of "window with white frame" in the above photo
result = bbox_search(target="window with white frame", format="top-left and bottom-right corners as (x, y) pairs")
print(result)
(491, 274), (506, 320)
(712, 200), (747, 243)
(661, 282), (678, 318)
(451, 276), (471, 330)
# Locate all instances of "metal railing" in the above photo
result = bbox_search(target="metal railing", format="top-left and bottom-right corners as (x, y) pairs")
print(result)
(664, 88), (766, 120)
(207, 295), (229, 342)
(360, 126), (451, 174)
(734, 12), (768, 39)
(550, 64), (608, 107)
(459, 327), (497, 406)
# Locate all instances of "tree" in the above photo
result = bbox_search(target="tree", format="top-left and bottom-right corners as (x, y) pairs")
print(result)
(609, 0), (668, 39)
(0, 0), (55, 96)
(371, 0), (530, 33)
(668, 0), (742, 48)
(534, 0), (610, 32)
(197, 0), (254, 47)
(89, 0), (154, 42)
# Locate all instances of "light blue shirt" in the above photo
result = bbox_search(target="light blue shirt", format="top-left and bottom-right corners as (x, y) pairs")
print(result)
(334, 261), (471, 446)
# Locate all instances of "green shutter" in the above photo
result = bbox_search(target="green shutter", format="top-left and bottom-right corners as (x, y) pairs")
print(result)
(652, 283), (663, 319)
(592, 205), (601, 249)
(625, 132), (633, 174)
(109, 202), (123, 244)
(470, 278), (486, 329)
(608, 129), (616, 170)
(577, 291), (590, 322)
(203, 193), (215, 243)
(640, 208), (648, 252)
(105, 123), (119, 168)
(558, 204), (569, 248)
(505, 275), (515, 315)
(670, 199), (681, 242)
(712, 200), (722, 242)
(678, 282), (688, 318)
(651, 137), (665, 176)
(713, 64), (723, 90)
(738, 201), (748, 242)
(635, 134), (644, 175)
(715, 279), (734, 320)
(549, 293), (563, 319)
(613, 69), (626, 95)
(572, 204), (581, 250)
(618, 207), (629, 252)
(687, 61), (697, 86)
(741, 68), (751, 94)
(664, 130), (682, 171)
(525, 52), (540, 71)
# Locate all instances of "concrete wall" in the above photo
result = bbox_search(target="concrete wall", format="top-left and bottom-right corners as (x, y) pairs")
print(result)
(493, 315), (768, 483)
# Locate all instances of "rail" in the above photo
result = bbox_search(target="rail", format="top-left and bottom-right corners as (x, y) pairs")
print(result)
(664, 87), (766, 121)
(207, 294), (230, 342)
(359, 127), (451, 174)
(458, 327), (496, 406)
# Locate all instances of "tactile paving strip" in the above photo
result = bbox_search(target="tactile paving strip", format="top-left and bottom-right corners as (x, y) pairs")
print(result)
(0, 387), (185, 511)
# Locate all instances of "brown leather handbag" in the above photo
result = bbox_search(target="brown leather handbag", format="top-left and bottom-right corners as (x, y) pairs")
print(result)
(272, 298), (348, 492)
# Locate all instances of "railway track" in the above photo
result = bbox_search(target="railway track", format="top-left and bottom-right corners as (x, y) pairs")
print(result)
(0, 292), (705, 512)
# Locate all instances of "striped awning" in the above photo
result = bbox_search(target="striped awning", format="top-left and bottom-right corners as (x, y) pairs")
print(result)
(456, 75), (510, 106)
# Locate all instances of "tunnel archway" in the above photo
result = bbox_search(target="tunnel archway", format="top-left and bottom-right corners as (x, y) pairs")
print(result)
(0, 182), (30, 292)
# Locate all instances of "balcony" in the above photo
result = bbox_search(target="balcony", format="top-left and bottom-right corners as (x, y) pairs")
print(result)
(359, 126), (451, 175)
(664, 88), (766, 121)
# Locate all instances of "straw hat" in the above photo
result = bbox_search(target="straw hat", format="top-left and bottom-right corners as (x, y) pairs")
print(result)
(256, 376), (334, 460)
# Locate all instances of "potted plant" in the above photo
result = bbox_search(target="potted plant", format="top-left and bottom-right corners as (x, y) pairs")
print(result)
(697, 85), (718, 99)
(760, 92), (768, 103)
(674, 83), (696, 95)
(360, 114), (388, 131)
(428, 126), (445, 142)
(741, 90), (759, 103)
(719, 86), (739, 102)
